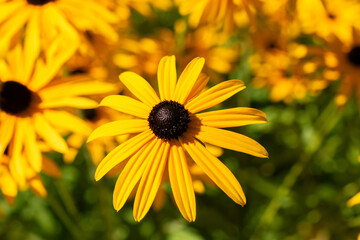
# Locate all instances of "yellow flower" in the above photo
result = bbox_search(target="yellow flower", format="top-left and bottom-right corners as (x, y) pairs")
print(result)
(177, 0), (254, 32)
(249, 28), (329, 102)
(0, 0), (118, 72)
(88, 56), (268, 221)
(322, 32), (360, 106)
(179, 25), (240, 77)
(113, 30), (175, 79)
(297, 0), (360, 46)
(0, 152), (60, 204)
(0, 41), (116, 189)
(113, 0), (173, 21)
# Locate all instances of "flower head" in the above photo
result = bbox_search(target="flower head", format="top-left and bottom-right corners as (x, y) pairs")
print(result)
(0, 42), (116, 200)
(88, 56), (268, 222)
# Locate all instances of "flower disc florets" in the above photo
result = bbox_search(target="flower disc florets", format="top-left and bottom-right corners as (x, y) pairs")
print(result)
(27, 0), (54, 5)
(83, 109), (98, 121)
(0, 81), (32, 115)
(347, 46), (360, 66)
(148, 100), (190, 141)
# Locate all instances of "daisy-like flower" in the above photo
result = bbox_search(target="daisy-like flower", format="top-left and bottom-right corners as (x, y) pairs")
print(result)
(177, 0), (255, 32)
(0, 0), (118, 77)
(0, 151), (60, 204)
(296, 0), (360, 46)
(88, 56), (268, 221)
(248, 27), (328, 102)
(322, 32), (360, 106)
(113, 29), (175, 78)
(0, 41), (116, 188)
(179, 25), (240, 77)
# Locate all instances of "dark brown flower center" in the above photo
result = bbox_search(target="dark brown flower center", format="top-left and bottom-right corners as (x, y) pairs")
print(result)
(148, 100), (190, 141)
(27, 0), (54, 5)
(83, 109), (98, 122)
(328, 13), (336, 19)
(0, 81), (33, 115)
(347, 46), (360, 67)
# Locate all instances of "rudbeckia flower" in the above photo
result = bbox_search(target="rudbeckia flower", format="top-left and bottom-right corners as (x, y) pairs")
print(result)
(113, 29), (175, 78)
(297, 0), (360, 46)
(0, 0), (118, 75)
(248, 27), (329, 102)
(0, 41), (116, 190)
(322, 32), (360, 106)
(179, 25), (240, 77)
(88, 56), (268, 221)
(177, 0), (254, 32)
(0, 152), (60, 204)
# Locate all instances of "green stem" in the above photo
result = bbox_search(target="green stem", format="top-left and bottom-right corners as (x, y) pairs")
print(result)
(55, 181), (80, 221)
(48, 194), (84, 240)
(250, 102), (341, 240)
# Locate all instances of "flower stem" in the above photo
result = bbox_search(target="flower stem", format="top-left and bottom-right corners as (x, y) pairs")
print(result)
(48, 193), (85, 240)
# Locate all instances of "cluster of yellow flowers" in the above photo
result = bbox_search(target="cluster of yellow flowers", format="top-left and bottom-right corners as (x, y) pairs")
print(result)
(0, 0), (359, 222)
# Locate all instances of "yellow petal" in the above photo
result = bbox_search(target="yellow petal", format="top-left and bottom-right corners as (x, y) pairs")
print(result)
(87, 141), (104, 166)
(39, 97), (98, 109)
(33, 113), (68, 153)
(174, 57), (205, 104)
(158, 55), (177, 100)
(22, 119), (42, 172)
(88, 119), (148, 143)
(348, 192), (360, 207)
(185, 80), (246, 113)
(95, 130), (154, 181)
(0, 114), (16, 158)
(38, 80), (116, 100)
(0, 1), (26, 23)
(99, 95), (151, 119)
(43, 110), (92, 136)
(185, 73), (210, 103)
(113, 138), (158, 211)
(133, 139), (170, 221)
(119, 71), (160, 107)
(1, 169), (18, 198)
(29, 37), (79, 91)
(24, 8), (40, 82)
(168, 140), (196, 222)
(0, 8), (31, 56)
(9, 121), (26, 188)
(195, 126), (268, 158)
(45, 4), (78, 40)
(181, 137), (246, 206)
(196, 107), (267, 128)
(29, 176), (47, 198)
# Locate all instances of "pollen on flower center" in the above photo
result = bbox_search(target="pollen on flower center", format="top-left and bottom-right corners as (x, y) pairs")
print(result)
(27, 0), (54, 5)
(0, 81), (33, 115)
(347, 46), (360, 66)
(148, 100), (190, 141)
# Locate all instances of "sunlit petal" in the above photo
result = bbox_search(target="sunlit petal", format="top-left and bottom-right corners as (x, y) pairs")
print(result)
(133, 140), (170, 221)
(186, 80), (245, 113)
(181, 137), (246, 206)
(99, 95), (151, 119)
(119, 71), (160, 107)
(95, 130), (154, 181)
(88, 119), (148, 142)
